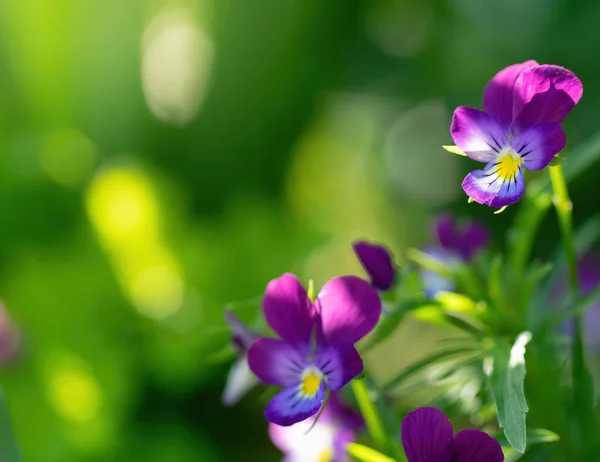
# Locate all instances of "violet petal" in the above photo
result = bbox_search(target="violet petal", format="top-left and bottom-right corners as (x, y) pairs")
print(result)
(247, 338), (306, 387)
(314, 344), (363, 391)
(353, 241), (396, 291)
(462, 162), (525, 208)
(264, 382), (326, 426)
(450, 107), (509, 162)
(317, 276), (382, 345)
(451, 429), (504, 462)
(263, 273), (315, 347)
(401, 407), (454, 462)
(483, 60), (539, 128)
(511, 121), (566, 171)
(513, 64), (583, 130)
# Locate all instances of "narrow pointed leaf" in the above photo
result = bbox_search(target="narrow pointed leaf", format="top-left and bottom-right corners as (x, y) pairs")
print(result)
(487, 332), (531, 453)
(346, 443), (396, 462)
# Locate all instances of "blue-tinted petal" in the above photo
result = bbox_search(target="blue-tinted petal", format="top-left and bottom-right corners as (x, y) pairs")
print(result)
(401, 407), (453, 462)
(265, 382), (326, 426)
(462, 161), (525, 208)
(511, 121), (565, 171)
(315, 344), (363, 391)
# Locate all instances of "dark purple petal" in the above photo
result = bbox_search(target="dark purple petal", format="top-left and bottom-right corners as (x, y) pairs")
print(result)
(459, 221), (489, 261)
(353, 241), (396, 291)
(315, 344), (363, 391)
(225, 311), (256, 354)
(247, 338), (306, 386)
(435, 215), (460, 251)
(450, 107), (509, 162)
(511, 121), (565, 171)
(513, 64), (583, 130)
(401, 407), (453, 462)
(462, 162), (525, 208)
(317, 276), (382, 345)
(263, 273), (315, 346)
(264, 382), (326, 426)
(222, 357), (259, 406)
(451, 429), (504, 462)
(483, 60), (539, 127)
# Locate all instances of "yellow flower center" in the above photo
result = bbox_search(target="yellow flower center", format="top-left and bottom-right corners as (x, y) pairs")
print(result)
(301, 369), (322, 396)
(496, 151), (522, 181)
(318, 448), (333, 462)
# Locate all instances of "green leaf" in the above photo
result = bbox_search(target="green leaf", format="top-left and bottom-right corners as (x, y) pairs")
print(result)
(487, 332), (531, 453)
(0, 390), (20, 462)
(442, 145), (467, 156)
(499, 428), (559, 461)
(383, 345), (481, 391)
(346, 443), (396, 462)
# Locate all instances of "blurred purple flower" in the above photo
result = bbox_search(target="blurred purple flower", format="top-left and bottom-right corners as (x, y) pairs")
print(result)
(557, 255), (600, 351)
(0, 302), (20, 365)
(451, 61), (582, 208)
(421, 215), (489, 298)
(353, 241), (396, 291)
(221, 311), (259, 406)
(401, 407), (503, 462)
(269, 393), (363, 461)
(248, 273), (381, 426)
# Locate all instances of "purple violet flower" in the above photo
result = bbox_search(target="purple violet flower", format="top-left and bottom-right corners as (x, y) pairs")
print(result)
(221, 311), (259, 406)
(248, 273), (381, 426)
(401, 407), (504, 462)
(353, 240), (396, 291)
(421, 215), (489, 298)
(450, 60), (583, 208)
(269, 393), (363, 461)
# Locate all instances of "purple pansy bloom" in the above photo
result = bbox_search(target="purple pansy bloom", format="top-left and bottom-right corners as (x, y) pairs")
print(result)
(421, 215), (489, 298)
(353, 240), (396, 291)
(451, 60), (583, 208)
(248, 273), (381, 426)
(221, 311), (259, 406)
(269, 393), (363, 461)
(401, 407), (504, 462)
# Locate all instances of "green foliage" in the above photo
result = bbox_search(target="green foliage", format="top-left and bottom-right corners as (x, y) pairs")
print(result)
(487, 333), (531, 454)
(0, 390), (20, 462)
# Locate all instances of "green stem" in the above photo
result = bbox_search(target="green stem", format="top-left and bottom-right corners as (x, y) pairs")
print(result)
(351, 378), (390, 454)
(548, 164), (592, 449)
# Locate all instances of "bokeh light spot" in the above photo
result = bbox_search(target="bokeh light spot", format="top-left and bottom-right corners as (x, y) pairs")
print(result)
(47, 353), (102, 424)
(141, 5), (214, 126)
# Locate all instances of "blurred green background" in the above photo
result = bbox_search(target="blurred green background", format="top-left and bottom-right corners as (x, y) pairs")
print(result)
(0, 0), (599, 460)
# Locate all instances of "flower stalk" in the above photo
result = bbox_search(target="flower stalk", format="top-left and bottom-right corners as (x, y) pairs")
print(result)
(351, 377), (390, 455)
(548, 163), (593, 451)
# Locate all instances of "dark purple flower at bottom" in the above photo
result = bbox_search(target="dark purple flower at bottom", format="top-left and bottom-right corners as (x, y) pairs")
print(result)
(401, 407), (503, 462)
(248, 273), (381, 426)
(269, 393), (363, 461)
(421, 215), (489, 298)
(353, 241), (397, 291)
